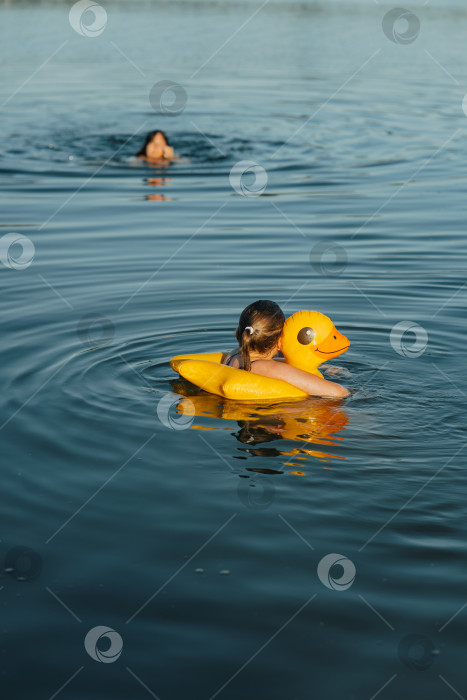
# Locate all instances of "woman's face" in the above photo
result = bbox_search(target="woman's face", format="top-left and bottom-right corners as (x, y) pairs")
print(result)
(145, 132), (174, 161)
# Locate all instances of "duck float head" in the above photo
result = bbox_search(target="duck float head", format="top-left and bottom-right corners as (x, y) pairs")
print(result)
(280, 310), (350, 378)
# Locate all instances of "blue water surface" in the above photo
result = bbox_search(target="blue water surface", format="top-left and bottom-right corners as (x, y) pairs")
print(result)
(1, 1), (467, 698)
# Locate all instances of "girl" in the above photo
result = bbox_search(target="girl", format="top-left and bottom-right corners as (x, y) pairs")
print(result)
(137, 130), (174, 162)
(223, 300), (349, 399)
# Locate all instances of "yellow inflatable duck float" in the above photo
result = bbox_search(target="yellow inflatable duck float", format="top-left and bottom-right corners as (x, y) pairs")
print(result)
(170, 310), (349, 401)
(280, 310), (350, 379)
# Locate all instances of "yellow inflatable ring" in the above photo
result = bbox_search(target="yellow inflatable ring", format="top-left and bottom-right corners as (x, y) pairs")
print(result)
(170, 310), (350, 401)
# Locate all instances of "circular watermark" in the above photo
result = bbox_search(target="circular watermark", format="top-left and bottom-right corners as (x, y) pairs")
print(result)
(229, 160), (268, 197)
(237, 477), (275, 510)
(398, 634), (436, 670)
(390, 320), (428, 358)
(149, 80), (187, 116)
(309, 240), (348, 276)
(0, 233), (35, 270)
(84, 626), (123, 663)
(157, 393), (195, 430)
(4, 546), (42, 581)
(69, 0), (107, 37)
(77, 313), (114, 348)
(382, 8), (420, 45)
(317, 553), (356, 591)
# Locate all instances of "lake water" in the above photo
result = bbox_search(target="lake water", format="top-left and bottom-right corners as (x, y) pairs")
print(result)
(1, 0), (467, 698)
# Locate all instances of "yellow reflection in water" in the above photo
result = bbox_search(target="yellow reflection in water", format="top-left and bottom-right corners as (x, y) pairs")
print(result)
(171, 380), (348, 469)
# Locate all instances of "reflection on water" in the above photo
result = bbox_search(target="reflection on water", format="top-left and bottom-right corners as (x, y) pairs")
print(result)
(146, 178), (171, 187)
(2, 0), (467, 698)
(145, 176), (173, 201)
(172, 379), (348, 467)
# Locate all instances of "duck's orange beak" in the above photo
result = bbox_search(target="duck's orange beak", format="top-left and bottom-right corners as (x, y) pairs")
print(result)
(315, 327), (350, 359)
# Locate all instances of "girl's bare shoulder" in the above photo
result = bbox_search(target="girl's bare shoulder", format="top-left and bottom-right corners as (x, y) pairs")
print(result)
(250, 359), (285, 378)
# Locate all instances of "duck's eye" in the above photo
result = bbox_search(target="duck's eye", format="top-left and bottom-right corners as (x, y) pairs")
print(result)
(297, 327), (315, 345)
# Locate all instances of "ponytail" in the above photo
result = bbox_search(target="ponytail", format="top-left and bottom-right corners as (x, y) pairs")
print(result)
(236, 301), (285, 372)
(240, 327), (253, 371)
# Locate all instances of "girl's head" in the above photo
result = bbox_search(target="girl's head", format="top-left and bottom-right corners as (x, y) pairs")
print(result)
(137, 130), (174, 160)
(236, 300), (285, 371)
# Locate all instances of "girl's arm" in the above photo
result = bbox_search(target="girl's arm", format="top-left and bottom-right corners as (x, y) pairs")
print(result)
(251, 360), (349, 398)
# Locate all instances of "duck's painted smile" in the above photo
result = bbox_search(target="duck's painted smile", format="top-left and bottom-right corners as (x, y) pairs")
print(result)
(316, 343), (350, 356)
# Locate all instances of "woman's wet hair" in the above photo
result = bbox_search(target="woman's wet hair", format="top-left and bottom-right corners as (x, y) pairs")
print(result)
(237, 300), (285, 371)
(137, 130), (171, 157)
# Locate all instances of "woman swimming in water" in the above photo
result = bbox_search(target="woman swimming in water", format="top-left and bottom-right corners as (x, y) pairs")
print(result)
(224, 300), (349, 398)
(137, 130), (174, 162)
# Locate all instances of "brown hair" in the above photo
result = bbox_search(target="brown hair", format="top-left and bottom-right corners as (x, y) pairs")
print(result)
(137, 130), (170, 157)
(236, 300), (285, 371)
